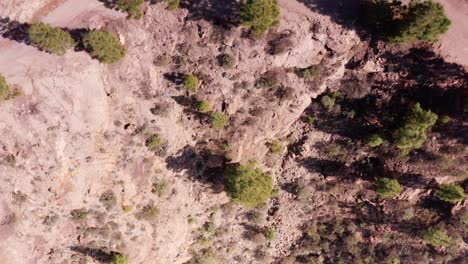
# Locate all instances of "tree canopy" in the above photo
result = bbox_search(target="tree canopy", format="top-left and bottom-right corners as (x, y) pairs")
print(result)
(390, 0), (451, 43)
(28, 23), (75, 55)
(375, 178), (402, 198)
(82, 30), (127, 64)
(241, 0), (280, 36)
(224, 161), (273, 207)
(394, 103), (437, 154)
(435, 184), (465, 204)
(117, 0), (144, 19)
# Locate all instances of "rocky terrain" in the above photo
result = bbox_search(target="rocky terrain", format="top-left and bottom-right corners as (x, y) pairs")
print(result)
(0, 0), (466, 263)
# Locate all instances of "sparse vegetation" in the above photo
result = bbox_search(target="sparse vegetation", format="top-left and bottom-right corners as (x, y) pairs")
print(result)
(375, 178), (402, 198)
(135, 204), (159, 221)
(263, 227), (276, 240)
(183, 74), (199, 90)
(197, 100), (212, 113)
(269, 139), (282, 154)
(117, 0), (144, 19)
(28, 23), (75, 55)
(240, 0), (280, 36)
(152, 179), (170, 198)
(210, 111), (228, 129)
(320, 95), (336, 112)
(423, 227), (453, 247)
(301, 65), (321, 80)
(306, 115), (315, 125)
(99, 190), (117, 210)
(0, 74), (10, 100)
(224, 161), (273, 207)
(110, 254), (128, 264)
(394, 103), (437, 154)
(435, 184), (465, 204)
(146, 134), (163, 152)
(165, 0), (180, 10)
(367, 134), (384, 148)
(83, 30), (127, 64)
(218, 53), (236, 68)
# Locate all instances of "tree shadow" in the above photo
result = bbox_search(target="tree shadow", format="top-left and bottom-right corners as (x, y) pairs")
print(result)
(0, 17), (31, 45)
(96, 0), (119, 10)
(180, 0), (241, 29)
(70, 246), (120, 262)
(171, 95), (210, 123)
(165, 144), (227, 193)
(296, 0), (363, 30)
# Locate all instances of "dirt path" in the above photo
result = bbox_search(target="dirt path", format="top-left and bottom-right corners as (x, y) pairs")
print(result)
(30, 0), (67, 22)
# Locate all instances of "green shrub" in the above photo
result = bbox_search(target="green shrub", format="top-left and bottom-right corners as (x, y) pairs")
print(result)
(435, 184), (465, 204)
(165, 0), (180, 10)
(28, 23), (75, 55)
(301, 65), (321, 79)
(117, 0), (144, 19)
(210, 111), (228, 129)
(321, 95), (336, 112)
(152, 179), (169, 197)
(389, 0), (450, 43)
(438, 115), (450, 124)
(423, 227), (453, 247)
(367, 134), (384, 148)
(375, 178), (402, 198)
(110, 254), (128, 264)
(269, 139), (282, 154)
(183, 74), (199, 90)
(0, 74), (10, 100)
(241, 0), (280, 36)
(218, 53), (236, 68)
(83, 30), (127, 64)
(146, 134), (163, 151)
(263, 227), (276, 240)
(394, 103), (437, 154)
(197, 100), (212, 113)
(135, 204), (159, 221)
(306, 116), (315, 124)
(224, 161), (273, 207)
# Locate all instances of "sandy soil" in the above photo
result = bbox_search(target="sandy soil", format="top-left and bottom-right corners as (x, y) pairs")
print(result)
(436, 0), (468, 67)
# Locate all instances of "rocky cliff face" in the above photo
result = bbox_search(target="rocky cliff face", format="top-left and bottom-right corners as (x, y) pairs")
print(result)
(1, 1), (465, 264)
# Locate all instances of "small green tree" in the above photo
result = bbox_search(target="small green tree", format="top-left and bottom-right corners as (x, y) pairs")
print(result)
(423, 228), (453, 247)
(0, 74), (10, 100)
(321, 95), (335, 112)
(83, 30), (127, 64)
(394, 103), (437, 154)
(219, 53), (236, 68)
(118, 0), (144, 19)
(367, 134), (384, 148)
(28, 23), (75, 55)
(110, 254), (128, 264)
(241, 0), (280, 36)
(375, 177), (402, 198)
(269, 139), (282, 154)
(210, 111), (228, 129)
(435, 184), (465, 204)
(197, 100), (212, 113)
(183, 74), (199, 90)
(224, 161), (273, 207)
(146, 134), (163, 152)
(389, 0), (451, 43)
(165, 0), (180, 10)
(263, 227), (276, 240)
